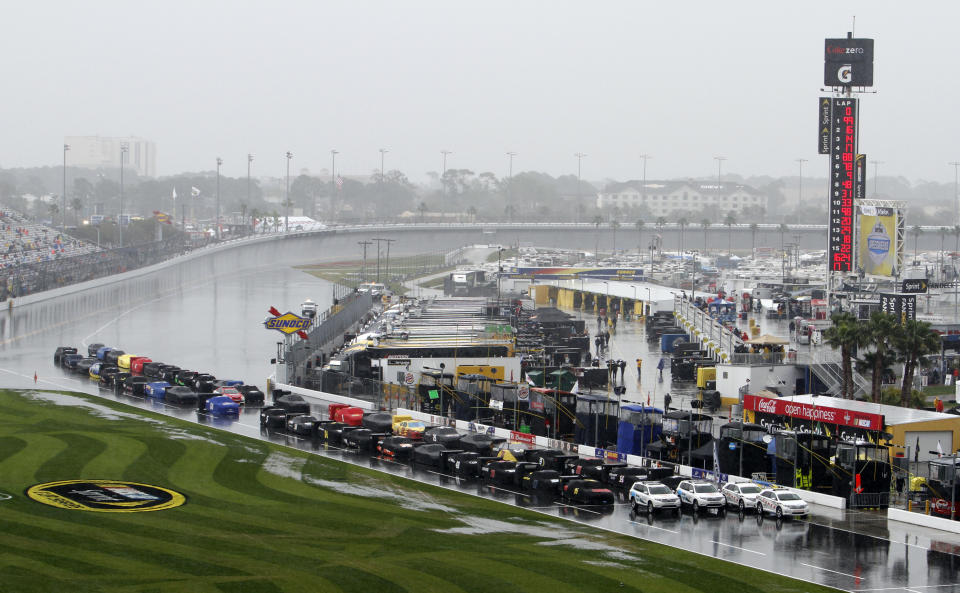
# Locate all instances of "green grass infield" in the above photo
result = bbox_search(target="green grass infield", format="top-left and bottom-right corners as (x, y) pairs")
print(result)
(0, 389), (838, 593)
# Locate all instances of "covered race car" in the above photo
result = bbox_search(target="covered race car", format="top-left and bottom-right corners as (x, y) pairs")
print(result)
(342, 428), (385, 451)
(95, 346), (113, 361)
(237, 385), (265, 405)
(104, 349), (126, 365)
(61, 353), (83, 370)
(74, 357), (98, 375)
(458, 433), (505, 455)
(175, 370), (198, 387)
(561, 479), (615, 505)
(423, 426), (462, 447)
(98, 367), (122, 389)
(129, 357), (152, 375)
(165, 386), (198, 405)
(121, 375), (149, 395)
(160, 366), (182, 383)
(275, 393), (311, 414)
(377, 436), (416, 460)
(521, 469), (562, 492)
(204, 395), (240, 415)
(318, 422), (361, 445)
(141, 362), (167, 379)
(362, 412), (394, 433)
(329, 403), (364, 426)
(88, 362), (103, 380)
(481, 460), (518, 484)
(530, 449), (579, 472)
(86, 343), (104, 357)
(145, 381), (172, 398)
(54, 346), (78, 365)
(260, 406), (288, 428)
(412, 443), (448, 467)
(446, 451), (485, 478)
(606, 466), (675, 491)
(286, 415), (320, 436)
(574, 459), (627, 482)
(194, 373), (217, 393)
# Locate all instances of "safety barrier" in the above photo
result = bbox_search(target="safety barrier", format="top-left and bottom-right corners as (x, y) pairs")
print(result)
(888, 507), (960, 534)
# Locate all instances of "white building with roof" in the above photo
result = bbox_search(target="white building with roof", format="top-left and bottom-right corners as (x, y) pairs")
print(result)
(596, 180), (767, 217)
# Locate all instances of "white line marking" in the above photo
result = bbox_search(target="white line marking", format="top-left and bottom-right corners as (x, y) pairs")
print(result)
(800, 563), (863, 580)
(857, 585), (960, 591)
(628, 519), (679, 534)
(710, 540), (765, 555)
(554, 501), (600, 514)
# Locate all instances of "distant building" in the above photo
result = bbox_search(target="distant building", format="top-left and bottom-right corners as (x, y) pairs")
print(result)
(64, 135), (156, 178)
(596, 180), (767, 217)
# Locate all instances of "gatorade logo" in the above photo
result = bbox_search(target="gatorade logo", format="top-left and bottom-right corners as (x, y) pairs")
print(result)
(26, 480), (186, 512)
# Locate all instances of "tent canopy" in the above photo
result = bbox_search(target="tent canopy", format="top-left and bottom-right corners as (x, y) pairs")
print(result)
(746, 333), (789, 345)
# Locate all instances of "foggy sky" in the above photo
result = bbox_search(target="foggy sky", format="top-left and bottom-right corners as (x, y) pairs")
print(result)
(3, 1), (958, 184)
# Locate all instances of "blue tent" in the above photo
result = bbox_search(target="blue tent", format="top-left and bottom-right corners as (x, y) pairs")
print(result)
(616, 404), (664, 456)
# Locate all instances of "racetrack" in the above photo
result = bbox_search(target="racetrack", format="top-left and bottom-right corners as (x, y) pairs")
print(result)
(0, 388), (836, 593)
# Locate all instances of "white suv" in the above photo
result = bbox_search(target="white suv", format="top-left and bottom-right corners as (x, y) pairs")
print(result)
(721, 482), (763, 512)
(675, 480), (726, 515)
(629, 481), (681, 516)
(756, 487), (809, 519)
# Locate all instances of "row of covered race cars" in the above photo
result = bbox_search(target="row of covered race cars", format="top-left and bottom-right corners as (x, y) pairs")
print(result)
(53, 344), (265, 413)
(260, 391), (810, 519)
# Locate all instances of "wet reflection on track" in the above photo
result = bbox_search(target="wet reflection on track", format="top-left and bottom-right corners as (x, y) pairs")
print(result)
(33, 374), (960, 593)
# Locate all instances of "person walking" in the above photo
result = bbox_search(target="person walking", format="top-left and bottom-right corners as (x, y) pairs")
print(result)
(664, 392), (672, 411)
(657, 357), (665, 380)
(636, 358), (642, 382)
(618, 359), (627, 383)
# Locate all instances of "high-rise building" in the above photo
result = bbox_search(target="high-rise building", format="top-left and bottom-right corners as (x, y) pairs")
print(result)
(64, 135), (156, 178)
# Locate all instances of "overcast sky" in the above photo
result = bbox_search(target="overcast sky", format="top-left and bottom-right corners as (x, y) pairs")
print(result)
(3, 1), (957, 184)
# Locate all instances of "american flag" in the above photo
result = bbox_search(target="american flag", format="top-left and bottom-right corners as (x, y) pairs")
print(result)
(335, 176), (344, 190)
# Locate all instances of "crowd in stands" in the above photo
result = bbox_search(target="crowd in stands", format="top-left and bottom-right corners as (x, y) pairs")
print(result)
(0, 208), (186, 301)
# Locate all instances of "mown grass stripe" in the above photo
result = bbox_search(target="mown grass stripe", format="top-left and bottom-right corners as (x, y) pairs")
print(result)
(0, 435), (28, 464)
(79, 433), (149, 479)
(33, 432), (108, 483)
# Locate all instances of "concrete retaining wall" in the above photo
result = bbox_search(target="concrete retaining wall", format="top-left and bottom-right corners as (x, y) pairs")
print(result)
(888, 507), (960, 534)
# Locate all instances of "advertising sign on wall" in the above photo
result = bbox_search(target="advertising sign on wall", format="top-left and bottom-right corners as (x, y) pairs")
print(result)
(858, 205), (897, 277)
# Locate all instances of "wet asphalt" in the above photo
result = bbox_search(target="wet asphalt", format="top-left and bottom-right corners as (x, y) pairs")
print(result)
(0, 242), (957, 593)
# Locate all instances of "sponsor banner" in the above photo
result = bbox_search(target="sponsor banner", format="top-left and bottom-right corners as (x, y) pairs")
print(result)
(818, 97), (832, 154)
(824, 37), (875, 87)
(263, 311), (312, 335)
(593, 447), (627, 462)
(858, 205), (897, 277)
(509, 430), (536, 446)
(508, 267), (644, 280)
(466, 421), (497, 435)
(386, 358), (411, 366)
(901, 279), (928, 294)
(743, 394), (884, 431)
(692, 467), (728, 484)
(26, 480), (186, 512)
(932, 498), (960, 517)
(880, 293), (917, 323)
(829, 98), (857, 272)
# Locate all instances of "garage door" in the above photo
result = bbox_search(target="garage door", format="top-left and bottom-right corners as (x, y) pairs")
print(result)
(904, 431), (954, 462)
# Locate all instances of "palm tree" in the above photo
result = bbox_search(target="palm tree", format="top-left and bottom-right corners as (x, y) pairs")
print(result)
(418, 201), (427, 222)
(912, 225), (923, 262)
(677, 217), (689, 257)
(749, 223), (759, 253)
(701, 218), (711, 252)
(611, 220), (621, 254)
(724, 212), (736, 254)
(894, 319), (941, 407)
(250, 208), (261, 232)
(634, 219), (645, 260)
(862, 312), (902, 403)
(655, 216), (667, 259)
(823, 312), (866, 399)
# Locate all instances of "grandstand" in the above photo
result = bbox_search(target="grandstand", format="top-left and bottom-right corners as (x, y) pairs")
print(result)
(0, 209), (101, 269)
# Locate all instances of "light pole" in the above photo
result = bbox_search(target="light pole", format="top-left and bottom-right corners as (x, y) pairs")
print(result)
(441, 149), (451, 179)
(870, 160), (884, 196)
(796, 158), (807, 210)
(284, 151), (293, 233)
(950, 161), (960, 226)
(247, 153), (253, 225)
(379, 148), (388, 184)
(119, 143), (128, 247)
(575, 152), (587, 221)
(62, 143), (70, 234)
(506, 151), (516, 217)
(497, 247), (503, 305)
(215, 157), (222, 240)
(640, 154), (652, 206)
(714, 156), (726, 212)
(331, 149), (339, 219)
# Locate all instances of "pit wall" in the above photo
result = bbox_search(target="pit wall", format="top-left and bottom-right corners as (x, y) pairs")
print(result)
(887, 507), (960, 535)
